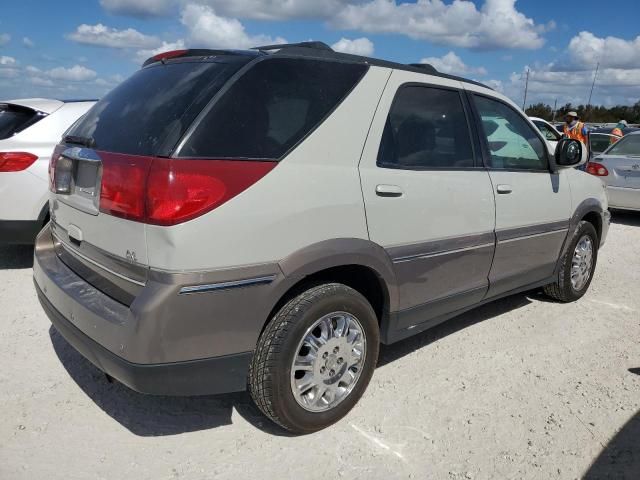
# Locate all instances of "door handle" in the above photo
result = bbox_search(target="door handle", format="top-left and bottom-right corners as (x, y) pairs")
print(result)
(375, 184), (404, 197)
(496, 184), (513, 194)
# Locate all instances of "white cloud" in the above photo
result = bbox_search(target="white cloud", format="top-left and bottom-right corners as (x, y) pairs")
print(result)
(180, 4), (285, 49)
(99, 0), (175, 17)
(47, 65), (98, 82)
(195, 0), (345, 21)
(0, 56), (16, 66)
(94, 1), (549, 51)
(331, 37), (374, 56)
(333, 0), (546, 50)
(0, 33), (10, 46)
(68, 23), (160, 49)
(567, 31), (640, 70)
(420, 51), (487, 76)
(22, 37), (35, 48)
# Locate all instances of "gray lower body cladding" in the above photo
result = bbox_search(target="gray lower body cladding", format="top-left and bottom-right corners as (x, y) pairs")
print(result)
(33, 225), (283, 395)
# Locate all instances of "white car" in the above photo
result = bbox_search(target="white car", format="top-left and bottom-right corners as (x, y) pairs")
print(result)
(588, 131), (640, 211)
(530, 116), (562, 153)
(0, 98), (95, 244)
(34, 43), (609, 434)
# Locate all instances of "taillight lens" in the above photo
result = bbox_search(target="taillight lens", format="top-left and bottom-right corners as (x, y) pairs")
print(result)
(152, 49), (188, 62)
(99, 152), (153, 222)
(586, 162), (609, 176)
(0, 152), (38, 172)
(49, 145), (65, 191)
(98, 152), (276, 226)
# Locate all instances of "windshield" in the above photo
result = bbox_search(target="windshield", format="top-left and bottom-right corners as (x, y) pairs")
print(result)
(0, 104), (41, 140)
(605, 134), (640, 156)
(589, 133), (617, 155)
(66, 58), (248, 156)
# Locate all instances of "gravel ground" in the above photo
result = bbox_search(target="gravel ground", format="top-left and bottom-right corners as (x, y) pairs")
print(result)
(1, 213), (639, 480)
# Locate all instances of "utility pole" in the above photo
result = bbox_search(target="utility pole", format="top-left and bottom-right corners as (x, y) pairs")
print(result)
(586, 62), (599, 121)
(552, 98), (558, 122)
(522, 68), (530, 111)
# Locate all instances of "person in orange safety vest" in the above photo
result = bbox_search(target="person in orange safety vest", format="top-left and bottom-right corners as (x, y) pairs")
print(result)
(563, 111), (588, 144)
(610, 120), (627, 144)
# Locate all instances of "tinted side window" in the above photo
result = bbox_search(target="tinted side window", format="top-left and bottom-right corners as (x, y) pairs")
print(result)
(377, 86), (474, 169)
(474, 96), (547, 170)
(0, 104), (41, 140)
(179, 58), (367, 160)
(67, 59), (246, 156)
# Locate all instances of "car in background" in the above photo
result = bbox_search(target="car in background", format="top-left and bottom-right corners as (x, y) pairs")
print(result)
(0, 98), (95, 244)
(587, 131), (640, 211)
(589, 125), (640, 155)
(530, 117), (562, 153)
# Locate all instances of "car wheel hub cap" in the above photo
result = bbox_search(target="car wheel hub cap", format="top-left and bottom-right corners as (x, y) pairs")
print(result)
(571, 235), (593, 291)
(290, 312), (366, 412)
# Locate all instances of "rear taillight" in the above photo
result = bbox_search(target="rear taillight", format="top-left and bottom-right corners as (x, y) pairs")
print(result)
(586, 162), (609, 177)
(0, 152), (38, 172)
(49, 144), (65, 191)
(98, 153), (276, 226)
(99, 153), (153, 222)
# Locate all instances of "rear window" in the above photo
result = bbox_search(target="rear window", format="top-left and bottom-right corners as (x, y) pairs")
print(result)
(177, 58), (368, 160)
(606, 134), (640, 155)
(66, 58), (249, 156)
(0, 104), (43, 140)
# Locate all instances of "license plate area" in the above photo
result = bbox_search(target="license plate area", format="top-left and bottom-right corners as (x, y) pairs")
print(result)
(55, 147), (102, 215)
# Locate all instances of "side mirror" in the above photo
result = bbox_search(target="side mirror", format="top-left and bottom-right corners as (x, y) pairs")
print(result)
(555, 138), (587, 168)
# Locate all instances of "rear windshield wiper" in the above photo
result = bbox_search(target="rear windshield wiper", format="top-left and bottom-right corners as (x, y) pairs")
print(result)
(64, 134), (96, 148)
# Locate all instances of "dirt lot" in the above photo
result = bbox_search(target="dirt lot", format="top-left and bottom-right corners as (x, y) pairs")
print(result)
(1, 213), (639, 480)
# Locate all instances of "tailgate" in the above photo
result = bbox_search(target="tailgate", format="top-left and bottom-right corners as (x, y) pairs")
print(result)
(50, 147), (148, 304)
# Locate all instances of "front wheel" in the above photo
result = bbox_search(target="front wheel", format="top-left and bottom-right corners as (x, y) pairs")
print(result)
(248, 283), (380, 434)
(543, 220), (598, 302)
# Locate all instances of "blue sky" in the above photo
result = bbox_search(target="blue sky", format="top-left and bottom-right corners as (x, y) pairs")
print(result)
(1, 0), (639, 107)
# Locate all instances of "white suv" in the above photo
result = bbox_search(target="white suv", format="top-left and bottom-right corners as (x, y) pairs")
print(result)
(33, 43), (609, 434)
(0, 98), (95, 244)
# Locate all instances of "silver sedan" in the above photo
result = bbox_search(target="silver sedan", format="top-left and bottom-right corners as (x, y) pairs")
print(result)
(588, 131), (640, 211)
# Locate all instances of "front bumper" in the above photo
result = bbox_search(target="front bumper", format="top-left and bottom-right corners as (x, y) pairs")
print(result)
(600, 209), (611, 247)
(33, 225), (282, 396)
(0, 219), (44, 245)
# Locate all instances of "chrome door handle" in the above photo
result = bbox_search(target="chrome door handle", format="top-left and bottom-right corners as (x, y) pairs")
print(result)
(496, 184), (513, 194)
(375, 184), (404, 197)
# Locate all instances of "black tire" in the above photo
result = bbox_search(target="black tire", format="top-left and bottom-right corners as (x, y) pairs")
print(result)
(248, 283), (380, 434)
(543, 220), (598, 302)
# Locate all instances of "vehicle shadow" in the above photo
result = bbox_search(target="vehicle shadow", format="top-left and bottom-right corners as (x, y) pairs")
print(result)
(0, 245), (34, 269)
(582, 367), (640, 478)
(49, 326), (291, 437)
(379, 292), (533, 367)
(583, 409), (640, 479)
(611, 211), (640, 227)
(50, 290), (538, 437)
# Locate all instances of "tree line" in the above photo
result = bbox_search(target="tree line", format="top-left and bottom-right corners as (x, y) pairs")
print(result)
(525, 101), (640, 124)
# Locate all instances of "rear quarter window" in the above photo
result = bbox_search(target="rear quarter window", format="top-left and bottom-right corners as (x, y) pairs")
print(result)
(66, 58), (248, 156)
(0, 104), (43, 139)
(177, 58), (368, 160)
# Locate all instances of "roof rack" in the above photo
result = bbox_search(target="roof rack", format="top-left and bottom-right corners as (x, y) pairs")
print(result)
(253, 41), (334, 52)
(407, 63), (438, 74)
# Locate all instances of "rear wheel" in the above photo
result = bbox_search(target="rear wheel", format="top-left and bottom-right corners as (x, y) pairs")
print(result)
(544, 220), (598, 302)
(248, 283), (379, 434)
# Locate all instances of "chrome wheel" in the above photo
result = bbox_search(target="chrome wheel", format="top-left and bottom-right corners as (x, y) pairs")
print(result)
(290, 312), (366, 412)
(571, 235), (593, 291)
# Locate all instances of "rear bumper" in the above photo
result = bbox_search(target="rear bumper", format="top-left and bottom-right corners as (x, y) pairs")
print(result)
(33, 225), (284, 396)
(37, 282), (251, 396)
(607, 186), (640, 211)
(0, 219), (43, 245)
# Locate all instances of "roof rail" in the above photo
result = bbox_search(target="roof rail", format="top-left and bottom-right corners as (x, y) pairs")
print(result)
(407, 63), (438, 74)
(253, 41), (334, 52)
